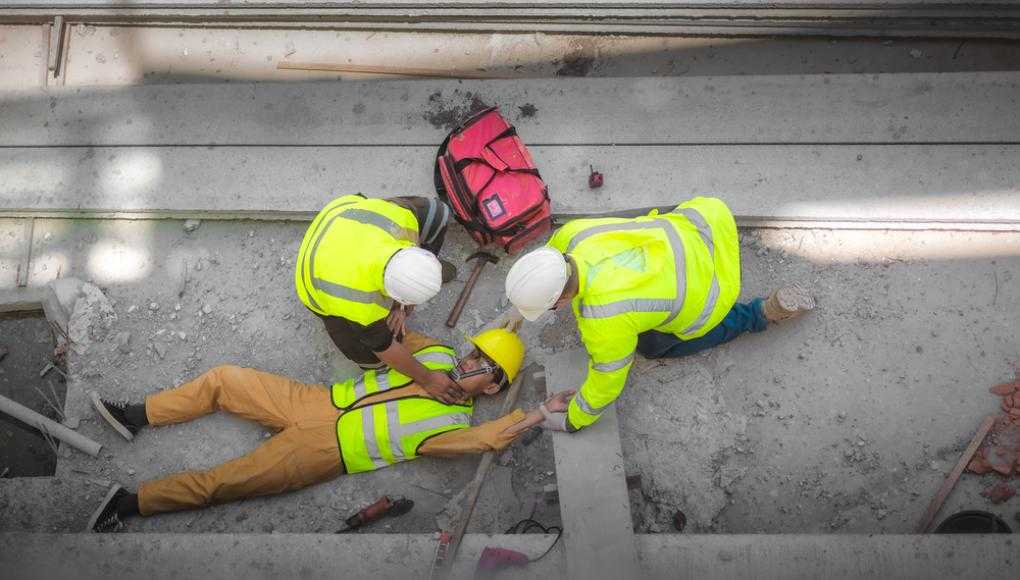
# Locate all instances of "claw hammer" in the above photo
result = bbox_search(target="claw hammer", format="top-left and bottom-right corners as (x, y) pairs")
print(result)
(445, 251), (499, 328)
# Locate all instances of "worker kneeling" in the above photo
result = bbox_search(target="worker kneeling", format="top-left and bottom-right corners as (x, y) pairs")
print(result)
(506, 196), (815, 432)
(84, 329), (569, 532)
(295, 194), (465, 404)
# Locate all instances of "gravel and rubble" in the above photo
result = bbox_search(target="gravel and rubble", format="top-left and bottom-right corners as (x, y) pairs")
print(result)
(1, 220), (1019, 535)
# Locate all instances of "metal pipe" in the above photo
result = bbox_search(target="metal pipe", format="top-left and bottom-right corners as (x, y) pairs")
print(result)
(0, 393), (103, 458)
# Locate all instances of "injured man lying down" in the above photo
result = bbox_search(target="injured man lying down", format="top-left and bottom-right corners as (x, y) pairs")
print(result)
(85, 329), (573, 532)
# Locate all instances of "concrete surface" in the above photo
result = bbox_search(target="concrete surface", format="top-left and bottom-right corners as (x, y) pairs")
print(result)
(0, 531), (1014, 580)
(545, 349), (640, 580)
(0, 219), (561, 535)
(4, 73), (1018, 146)
(3, 144), (1020, 226)
(637, 534), (1018, 579)
(0, 532), (564, 580)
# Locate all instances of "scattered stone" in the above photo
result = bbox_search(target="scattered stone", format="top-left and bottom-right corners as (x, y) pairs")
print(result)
(981, 482), (1016, 504)
(178, 332), (187, 341)
(127, 304), (137, 313)
(183, 219), (202, 233)
(115, 331), (132, 354)
(909, 49), (923, 59)
(149, 302), (159, 311)
(126, 468), (136, 476)
(202, 304), (213, 315)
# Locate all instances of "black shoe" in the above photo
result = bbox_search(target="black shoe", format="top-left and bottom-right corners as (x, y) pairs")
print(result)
(89, 391), (139, 441)
(86, 484), (128, 533)
(440, 259), (458, 284)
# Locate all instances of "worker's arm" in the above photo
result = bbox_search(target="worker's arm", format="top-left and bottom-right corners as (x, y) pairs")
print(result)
(376, 339), (465, 404)
(563, 331), (638, 432)
(417, 409), (532, 457)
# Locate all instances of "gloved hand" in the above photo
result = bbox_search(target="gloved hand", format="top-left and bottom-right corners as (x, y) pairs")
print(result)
(539, 404), (567, 431)
(538, 389), (576, 431)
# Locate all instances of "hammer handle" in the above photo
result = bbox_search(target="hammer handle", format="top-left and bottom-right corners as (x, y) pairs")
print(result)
(445, 260), (488, 328)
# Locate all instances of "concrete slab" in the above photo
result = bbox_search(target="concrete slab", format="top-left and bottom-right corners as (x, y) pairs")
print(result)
(0, 25), (45, 90)
(637, 534), (1018, 580)
(46, 27), (1020, 89)
(614, 227), (1020, 533)
(2, 72), (1018, 146)
(0, 532), (564, 580)
(545, 349), (640, 580)
(3, 144), (1019, 226)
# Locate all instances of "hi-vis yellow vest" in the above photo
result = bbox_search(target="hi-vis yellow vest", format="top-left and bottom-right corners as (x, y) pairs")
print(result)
(295, 195), (420, 325)
(548, 197), (740, 429)
(333, 345), (473, 474)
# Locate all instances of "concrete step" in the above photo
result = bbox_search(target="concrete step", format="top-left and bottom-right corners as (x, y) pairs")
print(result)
(3, 144), (1019, 226)
(0, 532), (1013, 580)
(2, 73), (1018, 146)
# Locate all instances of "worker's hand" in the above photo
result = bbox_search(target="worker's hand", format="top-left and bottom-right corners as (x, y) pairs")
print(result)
(538, 403), (568, 431)
(422, 370), (466, 404)
(386, 305), (409, 341)
(542, 389), (576, 414)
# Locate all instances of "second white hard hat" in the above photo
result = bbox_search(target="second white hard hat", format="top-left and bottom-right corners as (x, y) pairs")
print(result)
(505, 246), (570, 321)
(384, 247), (442, 306)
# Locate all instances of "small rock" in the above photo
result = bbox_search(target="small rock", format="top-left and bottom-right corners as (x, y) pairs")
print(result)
(149, 302), (159, 311)
(126, 468), (136, 476)
(115, 331), (132, 354)
(183, 219), (202, 233)
(127, 305), (138, 313)
(178, 332), (187, 341)
(981, 482), (1016, 504)
(63, 417), (81, 430)
(202, 304), (213, 315)
(153, 342), (168, 360)
(909, 49), (923, 58)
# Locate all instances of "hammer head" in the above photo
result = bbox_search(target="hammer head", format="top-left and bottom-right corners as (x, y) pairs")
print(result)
(467, 251), (499, 265)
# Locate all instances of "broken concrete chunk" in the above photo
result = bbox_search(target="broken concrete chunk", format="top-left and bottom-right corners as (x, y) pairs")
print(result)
(115, 331), (132, 354)
(183, 219), (202, 233)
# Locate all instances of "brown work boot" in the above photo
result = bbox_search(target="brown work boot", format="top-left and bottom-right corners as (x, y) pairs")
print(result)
(763, 284), (815, 323)
(440, 259), (457, 284)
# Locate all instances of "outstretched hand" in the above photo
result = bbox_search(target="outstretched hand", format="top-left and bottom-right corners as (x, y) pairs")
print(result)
(543, 389), (576, 413)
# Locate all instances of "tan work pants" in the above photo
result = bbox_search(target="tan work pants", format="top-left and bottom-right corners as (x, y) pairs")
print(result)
(138, 365), (342, 516)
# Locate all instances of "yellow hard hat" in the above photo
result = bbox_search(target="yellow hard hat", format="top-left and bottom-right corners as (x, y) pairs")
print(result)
(469, 328), (525, 383)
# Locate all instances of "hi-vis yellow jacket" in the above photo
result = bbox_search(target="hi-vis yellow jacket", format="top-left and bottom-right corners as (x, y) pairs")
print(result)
(332, 339), (526, 473)
(547, 197), (740, 430)
(295, 195), (420, 325)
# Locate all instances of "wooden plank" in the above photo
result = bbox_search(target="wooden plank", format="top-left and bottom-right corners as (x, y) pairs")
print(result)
(545, 349), (639, 580)
(2, 144), (1019, 227)
(277, 61), (499, 79)
(915, 415), (996, 533)
(2, 72), (1018, 146)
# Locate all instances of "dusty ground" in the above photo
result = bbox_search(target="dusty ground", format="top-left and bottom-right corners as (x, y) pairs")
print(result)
(2, 219), (1017, 535)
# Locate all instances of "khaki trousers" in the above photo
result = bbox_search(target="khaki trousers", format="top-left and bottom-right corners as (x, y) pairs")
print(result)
(138, 365), (342, 516)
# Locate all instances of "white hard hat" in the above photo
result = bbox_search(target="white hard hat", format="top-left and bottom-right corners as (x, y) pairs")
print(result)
(384, 247), (442, 306)
(505, 246), (569, 321)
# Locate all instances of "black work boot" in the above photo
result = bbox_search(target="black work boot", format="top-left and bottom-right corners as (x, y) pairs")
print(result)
(89, 391), (144, 441)
(440, 259), (458, 284)
(86, 484), (130, 533)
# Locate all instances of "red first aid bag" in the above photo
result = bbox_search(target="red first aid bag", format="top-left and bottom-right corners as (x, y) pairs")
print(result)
(434, 107), (551, 254)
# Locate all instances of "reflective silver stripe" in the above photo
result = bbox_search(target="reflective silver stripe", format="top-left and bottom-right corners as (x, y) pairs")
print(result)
(340, 208), (418, 243)
(592, 353), (635, 373)
(673, 207), (720, 336)
(385, 401), (404, 460)
(352, 376), (368, 400)
(302, 200), (357, 312)
(375, 371), (392, 392)
(421, 198), (438, 244)
(573, 389), (610, 416)
(413, 350), (457, 368)
(312, 277), (392, 310)
(361, 404), (388, 469)
(567, 220), (686, 325)
(375, 401), (469, 463)
(580, 298), (672, 319)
